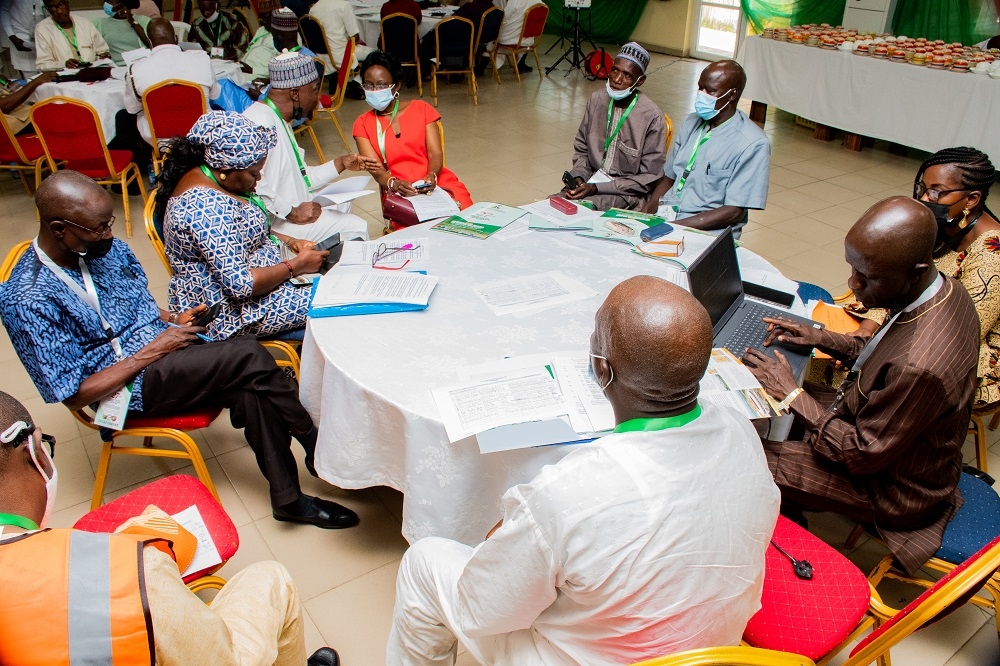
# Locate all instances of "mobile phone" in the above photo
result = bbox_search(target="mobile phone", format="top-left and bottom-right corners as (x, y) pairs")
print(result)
(290, 275), (314, 287)
(313, 233), (344, 273)
(77, 61), (92, 68)
(639, 222), (675, 243)
(562, 171), (578, 190)
(414, 180), (433, 192)
(191, 301), (222, 327)
(314, 233), (341, 253)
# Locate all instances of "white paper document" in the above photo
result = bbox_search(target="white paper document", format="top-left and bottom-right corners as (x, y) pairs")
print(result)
(491, 216), (533, 241)
(521, 199), (598, 229)
(698, 348), (776, 420)
(311, 175), (375, 207)
(472, 271), (597, 317)
(121, 47), (150, 65)
(312, 271), (438, 307)
(405, 188), (461, 221)
(170, 504), (223, 577)
(552, 355), (615, 434)
(338, 238), (430, 267)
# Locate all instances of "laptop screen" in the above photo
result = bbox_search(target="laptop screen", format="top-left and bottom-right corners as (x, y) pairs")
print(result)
(686, 228), (743, 330)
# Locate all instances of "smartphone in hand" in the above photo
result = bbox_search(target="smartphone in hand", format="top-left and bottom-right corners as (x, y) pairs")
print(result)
(191, 301), (222, 327)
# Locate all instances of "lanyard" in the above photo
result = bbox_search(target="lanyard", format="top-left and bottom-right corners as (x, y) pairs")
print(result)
(0, 513), (39, 530)
(56, 23), (79, 57)
(263, 97), (311, 188)
(673, 123), (712, 202)
(603, 94), (638, 168)
(613, 404), (702, 433)
(33, 239), (123, 359)
(199, 165), (280, 246)
(374, 98), (399, 168)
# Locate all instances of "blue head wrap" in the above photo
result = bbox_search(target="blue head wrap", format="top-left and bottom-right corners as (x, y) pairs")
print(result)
(187, 111), (277, 170)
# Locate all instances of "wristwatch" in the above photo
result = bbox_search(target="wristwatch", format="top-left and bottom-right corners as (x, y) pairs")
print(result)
(777, 387), (804, 413)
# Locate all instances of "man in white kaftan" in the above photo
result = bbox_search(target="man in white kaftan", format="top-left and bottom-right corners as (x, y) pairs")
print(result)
(388, 276), (781, 666)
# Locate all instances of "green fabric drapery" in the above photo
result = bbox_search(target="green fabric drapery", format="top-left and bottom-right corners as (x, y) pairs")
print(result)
(541, 0), (650, 45)
(892, 0), (998, 44)
(740, 0), (848, 34)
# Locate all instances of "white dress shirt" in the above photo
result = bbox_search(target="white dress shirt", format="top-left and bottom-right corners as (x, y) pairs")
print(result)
(494, 0), (535, 47)
(124, 43), (220, 145)
(307, 0), (359, 69)
(389, 402), (781, 665)
(1, 0), (46, 73)
(34, 14), (109, 71)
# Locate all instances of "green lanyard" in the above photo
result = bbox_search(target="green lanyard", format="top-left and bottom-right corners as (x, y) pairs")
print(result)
(602, 94), (638, 169)
(0, 512), (39, 531)
(56, 23), (80, 57)
(264, 97), (311, 188)
(613, 404), (702, 433)
(200, 165), (281, 246)
(672, 123), (712, 204)
(375, 98), (399, 167)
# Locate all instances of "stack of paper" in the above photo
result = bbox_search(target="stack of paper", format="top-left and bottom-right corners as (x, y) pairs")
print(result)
(431, 202), (527, 239)
(472, 271), (597, 318)
(312, 176), (375, 207)
(406, 188), (460, 221)
(309, 271), (438, 317)
(698, 348), (777, 419)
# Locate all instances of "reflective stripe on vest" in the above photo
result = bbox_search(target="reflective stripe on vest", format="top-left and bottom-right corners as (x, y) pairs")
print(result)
(0, 529), (158, 666)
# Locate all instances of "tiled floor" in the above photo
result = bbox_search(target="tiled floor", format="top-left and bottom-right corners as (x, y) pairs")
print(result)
(5, 39), (999, 665)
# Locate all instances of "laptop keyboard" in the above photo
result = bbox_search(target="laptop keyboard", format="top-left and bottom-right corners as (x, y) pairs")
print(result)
(722, 302), (774, 355)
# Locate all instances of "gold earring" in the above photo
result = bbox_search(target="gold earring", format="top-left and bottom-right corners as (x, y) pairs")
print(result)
(958, 208), (970, 229)
(219, 172), (227, 181)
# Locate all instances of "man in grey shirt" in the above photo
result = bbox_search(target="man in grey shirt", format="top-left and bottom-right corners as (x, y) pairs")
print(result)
(562, 42), (667, 211)
(644, 60), (770, 238)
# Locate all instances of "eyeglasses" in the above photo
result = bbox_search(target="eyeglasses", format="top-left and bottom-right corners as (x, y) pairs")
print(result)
(60, 216), (116, 237)
(372, 242), (416, 270)
(361, 82), (394, 91)
(913, 182), (969, 202)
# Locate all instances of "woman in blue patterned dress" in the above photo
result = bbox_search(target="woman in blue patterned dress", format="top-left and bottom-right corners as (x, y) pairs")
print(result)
(155, 111), (329, 341)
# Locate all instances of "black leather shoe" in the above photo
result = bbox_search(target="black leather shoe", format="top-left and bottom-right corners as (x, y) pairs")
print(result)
(308, 647), (340, 666)
(273, 496), (360, 529)
(517, 56), (533, 73)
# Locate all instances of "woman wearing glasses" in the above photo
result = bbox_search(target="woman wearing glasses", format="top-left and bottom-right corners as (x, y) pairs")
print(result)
(352, 50), (473, 228)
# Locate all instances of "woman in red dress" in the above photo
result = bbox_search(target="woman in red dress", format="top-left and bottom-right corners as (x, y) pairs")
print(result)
(352, 51), (473, 211)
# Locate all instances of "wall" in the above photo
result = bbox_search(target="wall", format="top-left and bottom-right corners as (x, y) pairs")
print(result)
(629, 0), (696, 56)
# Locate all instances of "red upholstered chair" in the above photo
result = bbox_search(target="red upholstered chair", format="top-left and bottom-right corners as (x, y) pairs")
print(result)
(0, 113), (56, 195)
(142, 79), (207, 175)
(311, 37), (356, 151)
(489, 2), (547, 83)
(30, 97), (147, 237)
(73, 475), (238, 587)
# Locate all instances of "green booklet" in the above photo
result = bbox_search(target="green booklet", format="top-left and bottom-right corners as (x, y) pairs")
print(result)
(431, 202), (526, 240)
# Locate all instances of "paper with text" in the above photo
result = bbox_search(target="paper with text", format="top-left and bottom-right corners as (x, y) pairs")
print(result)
(698, 348), (776, 419)
(338, 238), (430, 267)
(312, 271), (438, 307)
(405, 188), (460, 221)
(472, 271), (596, 317)
(171, 505), (223, 577)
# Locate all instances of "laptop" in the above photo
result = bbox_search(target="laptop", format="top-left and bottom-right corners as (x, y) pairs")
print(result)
(686, 228), (821, 381)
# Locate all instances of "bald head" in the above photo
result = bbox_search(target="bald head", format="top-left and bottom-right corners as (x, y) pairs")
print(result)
(699, 59), (747, 97)
(36, 171), (110, 225)
(147, 18), (176, 46)
(592, 276), (712, 419)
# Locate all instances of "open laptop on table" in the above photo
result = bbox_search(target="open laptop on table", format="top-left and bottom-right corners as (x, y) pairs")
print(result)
(686, 227), (821, 382)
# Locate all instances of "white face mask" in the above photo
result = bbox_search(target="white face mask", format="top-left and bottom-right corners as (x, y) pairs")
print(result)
(606, 79), (636, 102)
(204, 8), (219, 22)
(364, 87), (396, 111)
(2, 422), (57, 529)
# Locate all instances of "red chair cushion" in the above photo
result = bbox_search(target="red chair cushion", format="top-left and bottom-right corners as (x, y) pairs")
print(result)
(64, 150), (135, 179)
(320, 94), (333, 108)
(742, 516), (871, 660)
(73, 475), (239, 583)
(125, 406), (222, 430)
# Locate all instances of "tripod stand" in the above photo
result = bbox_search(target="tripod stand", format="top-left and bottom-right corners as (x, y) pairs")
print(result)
(545, 6), (597, 75)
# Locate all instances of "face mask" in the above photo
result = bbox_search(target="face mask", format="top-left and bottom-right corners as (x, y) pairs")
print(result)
(291, 116), (306, 128)
(694, 89), (733, 121)
(920, 199), (956, 227)
(81, 237), (114, 259)
(28, 439), (57, 529)
(589, 353), (614, 392)
(103, 2), (116, 16)
(365, 87), (395, 112)
(204, 8), (219, 22)
(606, 79), (635, 102)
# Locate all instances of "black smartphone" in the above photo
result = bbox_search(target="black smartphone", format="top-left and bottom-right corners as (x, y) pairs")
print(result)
(191, 301), (222, 327)
(314, 233), (341, 253)
(562, 171), (578, 190)
(415, 181), (434, 192)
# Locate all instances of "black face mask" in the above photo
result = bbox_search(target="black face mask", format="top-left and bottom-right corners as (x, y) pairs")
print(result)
(292, 104), (303, 121)
(918, 199), (974, 255)
(82, 237), (114, 259)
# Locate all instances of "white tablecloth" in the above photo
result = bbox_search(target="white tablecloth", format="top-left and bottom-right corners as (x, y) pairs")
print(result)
(299, 220), (795, 545)
(357, 6), (453, 49)
(738, 36), (1000, 162)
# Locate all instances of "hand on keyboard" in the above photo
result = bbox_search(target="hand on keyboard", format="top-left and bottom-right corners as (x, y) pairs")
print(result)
(762, 316), (824, 348)
(742, 348), (799, 401)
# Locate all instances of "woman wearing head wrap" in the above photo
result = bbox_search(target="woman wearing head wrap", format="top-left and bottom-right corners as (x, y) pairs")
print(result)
(155, 111), (329, 341)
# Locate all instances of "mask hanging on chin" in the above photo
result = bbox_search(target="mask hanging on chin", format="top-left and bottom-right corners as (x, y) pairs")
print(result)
(694, 89), (732, 121)
(103, 2), (116, 16)
(204, 9), (220, 23)
(605, 80), (635, 102)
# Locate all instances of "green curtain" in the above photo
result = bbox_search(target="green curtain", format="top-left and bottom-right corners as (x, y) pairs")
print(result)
(892, 0), (998, 44)
(541, 0), (650, 45)
(740, 0), (848, 34)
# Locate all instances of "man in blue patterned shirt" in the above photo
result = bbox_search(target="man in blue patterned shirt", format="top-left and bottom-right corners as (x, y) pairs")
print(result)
(0, 170), (358, 530)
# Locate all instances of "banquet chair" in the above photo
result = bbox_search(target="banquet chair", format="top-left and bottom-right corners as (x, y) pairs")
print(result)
(0, 241), (222, 510)
(143, 79), (208, 175)
(299, 14), (336, 74)
(237, 6), (260, 34)
(489, 2), (547, 83)
(293, 102), (327, 163)
(663, 112), (673, 152)
(380, 13), (422, 97)
(30, 97), (147, 238)
(310, 41), (355, 151)
(233, 8), (254, 42)
(430, 16), (477, 107)
(0, 113), (56, 196)
(475, 6), (503, 85)
(73, 474), (238, 591)
(632, 647), (815, 666)
(142, 196), (303, 381)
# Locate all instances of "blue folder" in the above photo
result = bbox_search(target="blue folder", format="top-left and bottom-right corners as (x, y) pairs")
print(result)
(307, 277), (431, 318)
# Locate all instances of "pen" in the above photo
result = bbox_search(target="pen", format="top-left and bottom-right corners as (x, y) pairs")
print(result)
(167, 321), (213, 343)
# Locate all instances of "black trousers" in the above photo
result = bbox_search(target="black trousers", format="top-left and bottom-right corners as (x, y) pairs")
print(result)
(109, 110), (152, 176)
(139, 336), (313, 506)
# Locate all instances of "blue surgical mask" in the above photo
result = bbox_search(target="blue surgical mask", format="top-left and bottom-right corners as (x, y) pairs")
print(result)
(103, 2), (116, 16)
(606, 79), (635, 102)
(291, 116), (306, 128)
(364, 87), (395, 112)
(694, 89), (733, 120)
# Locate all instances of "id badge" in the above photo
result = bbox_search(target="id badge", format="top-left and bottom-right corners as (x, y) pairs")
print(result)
(655, 204), (678, 222)
(94, 381), (133, 430)
(587, 169), (613, 184)
(210, 47), (224, 58)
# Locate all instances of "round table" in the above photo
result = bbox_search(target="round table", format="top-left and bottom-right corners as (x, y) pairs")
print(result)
(357, 6), (455, 51)
(299, 220), (801, 545)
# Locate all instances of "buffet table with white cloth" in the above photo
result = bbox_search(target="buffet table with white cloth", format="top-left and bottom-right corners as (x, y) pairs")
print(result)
(737, 35), (1000, 160)
(299, 219), (802, 545)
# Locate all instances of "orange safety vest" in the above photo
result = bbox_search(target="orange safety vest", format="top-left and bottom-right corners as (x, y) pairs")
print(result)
(0, 528), (173, 666)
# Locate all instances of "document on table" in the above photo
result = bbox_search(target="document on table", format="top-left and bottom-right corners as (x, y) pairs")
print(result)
(472, 271), (597, 317)
(170, 505), (223, 577)
(405, 188), (461, 221)
(698, 348), (777, 419)
(121, 47), (150, 65)
(491, 215), (533, 241)
(432, 368), (570, 442)
(551, 354), (615, 433)
(521, 199), (598, 230)
(338, 238), (430, 267)
(311, 175), (375, 207)
(311, 271), (438, 307)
